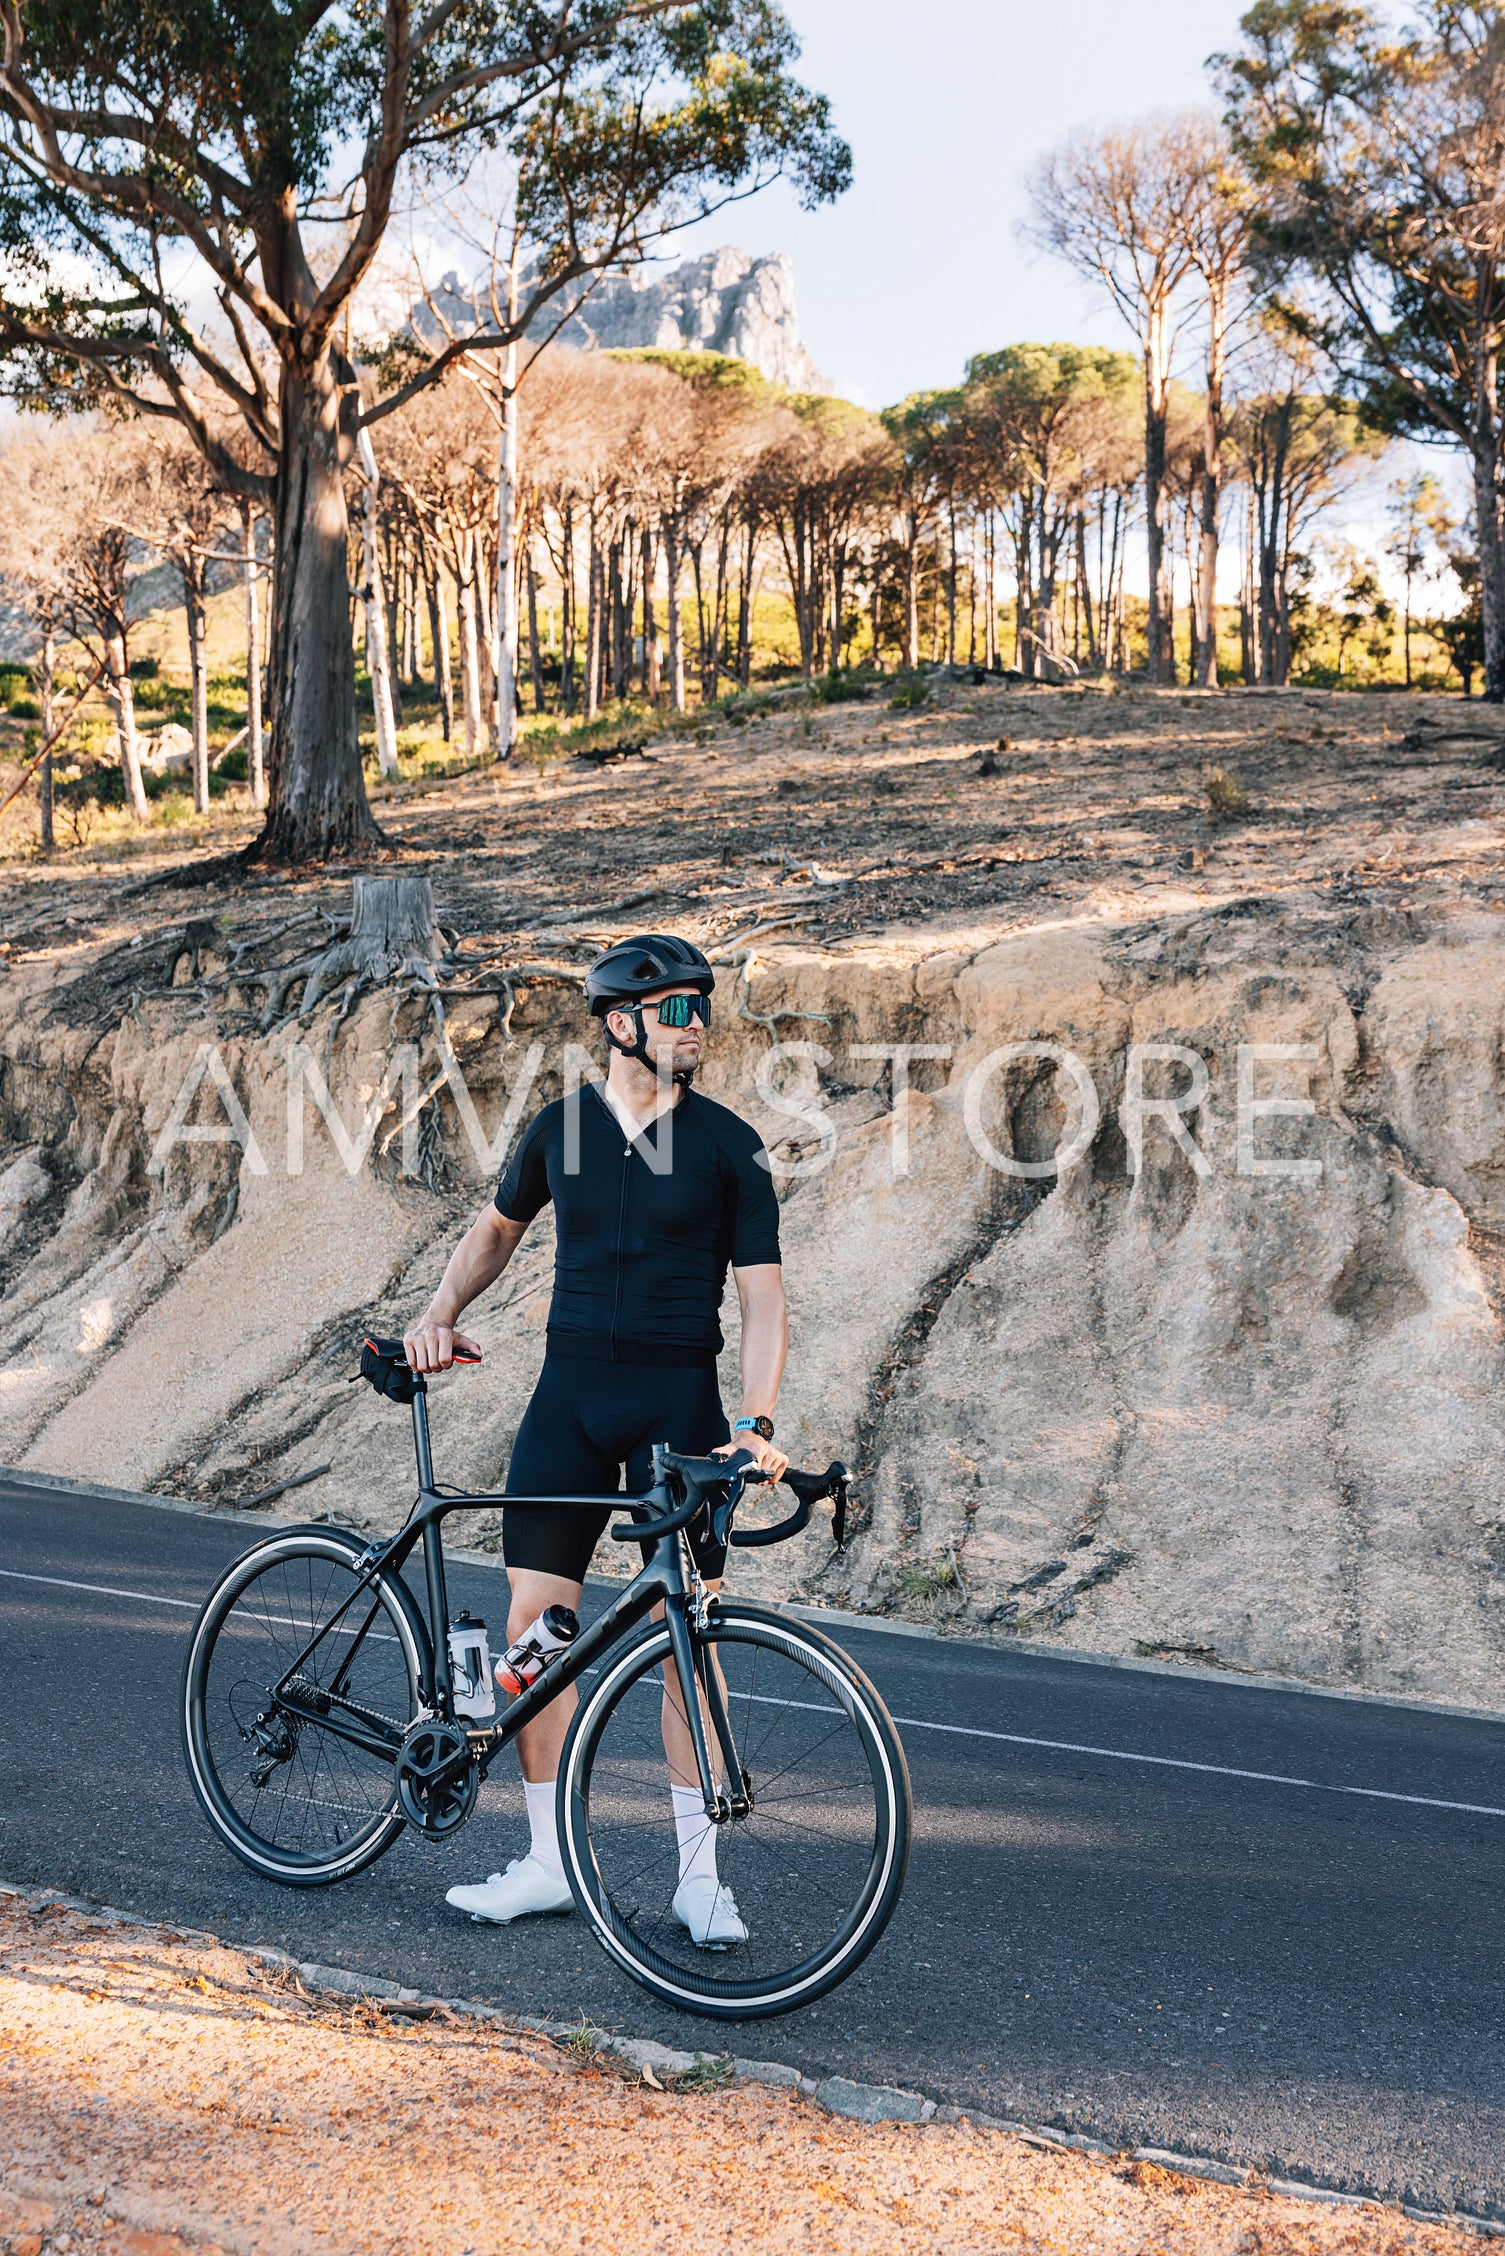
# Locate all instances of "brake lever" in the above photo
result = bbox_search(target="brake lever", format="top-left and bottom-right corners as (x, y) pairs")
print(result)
(831, 1473), (848, 1555)
(710, 1458), (769, 1551)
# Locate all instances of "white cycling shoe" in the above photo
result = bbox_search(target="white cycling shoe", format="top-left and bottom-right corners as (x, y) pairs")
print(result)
(672, 1875), (748, 1949)
(446, 1856), (574, 1924)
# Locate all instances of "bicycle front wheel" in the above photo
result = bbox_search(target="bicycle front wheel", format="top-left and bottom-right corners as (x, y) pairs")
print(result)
(182, 1527), (425, 1886)
(559, 1602), (911, 2019)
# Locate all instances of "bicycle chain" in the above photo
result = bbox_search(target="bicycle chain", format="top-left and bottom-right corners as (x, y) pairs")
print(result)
(281, 1673), (414, 1739)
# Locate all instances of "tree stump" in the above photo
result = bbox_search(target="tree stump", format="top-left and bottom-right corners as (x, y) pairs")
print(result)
(261, 875), (444, 1025)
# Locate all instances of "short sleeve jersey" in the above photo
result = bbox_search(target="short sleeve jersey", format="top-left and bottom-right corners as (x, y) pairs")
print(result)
(494, 1083), (781, 1356)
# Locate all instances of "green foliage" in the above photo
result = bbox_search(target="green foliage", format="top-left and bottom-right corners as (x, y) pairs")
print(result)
(807, 667), (878, 705)
(1204, 766), (1250, 821)
(8, 696), (40, 720)
(719, 689), (778, 724)
(888, 671), (930, 710)
(894, 1559), (957, 1604)
(1217, 4), (1500, 459)
(217, 747), (250, 783)
(606, 348), (780, 402)
(964, 339), (1138, 410)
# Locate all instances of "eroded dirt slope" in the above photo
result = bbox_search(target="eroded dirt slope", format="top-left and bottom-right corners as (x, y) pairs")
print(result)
(4, 679), (1505, 1702)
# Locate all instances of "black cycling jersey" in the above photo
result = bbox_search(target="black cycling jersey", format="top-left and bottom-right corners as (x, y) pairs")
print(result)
(494, 1082), (781, 1360)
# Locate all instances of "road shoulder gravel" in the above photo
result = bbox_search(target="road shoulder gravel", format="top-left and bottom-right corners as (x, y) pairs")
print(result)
(2, 1881), (1497, 2252)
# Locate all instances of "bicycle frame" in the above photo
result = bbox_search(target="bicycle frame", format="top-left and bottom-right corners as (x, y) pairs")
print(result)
(270, 1386), (744, 1814)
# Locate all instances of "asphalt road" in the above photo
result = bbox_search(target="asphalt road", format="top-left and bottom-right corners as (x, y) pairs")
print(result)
(3, 1473), (1503, 2217)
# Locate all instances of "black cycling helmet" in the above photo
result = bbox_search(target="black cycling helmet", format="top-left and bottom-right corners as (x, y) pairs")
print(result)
(584, 933), (715, 1018)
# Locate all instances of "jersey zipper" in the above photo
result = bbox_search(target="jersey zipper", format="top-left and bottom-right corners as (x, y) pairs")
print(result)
(609, 1137), (630, 1357)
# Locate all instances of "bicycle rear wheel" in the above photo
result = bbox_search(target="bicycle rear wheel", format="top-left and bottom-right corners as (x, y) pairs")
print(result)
(182, 1527), (424, 1886)
(559, 1602), (911, 2019)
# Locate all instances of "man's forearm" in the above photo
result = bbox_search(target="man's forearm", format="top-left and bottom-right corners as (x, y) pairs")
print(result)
(425, 1212), (522, 1327)
(738, 1296), (788, 1418)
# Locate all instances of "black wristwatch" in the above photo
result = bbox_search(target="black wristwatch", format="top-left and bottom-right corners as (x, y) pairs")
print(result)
(733, 1414), (775, 1442)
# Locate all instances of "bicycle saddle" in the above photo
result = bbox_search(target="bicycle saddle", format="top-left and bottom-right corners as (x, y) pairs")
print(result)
(354, 1333), (480, 1404)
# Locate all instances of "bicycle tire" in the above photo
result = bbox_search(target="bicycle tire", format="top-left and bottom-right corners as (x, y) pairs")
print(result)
(558, 1601), (911, 2019)
(182, 1525), (426, 1886)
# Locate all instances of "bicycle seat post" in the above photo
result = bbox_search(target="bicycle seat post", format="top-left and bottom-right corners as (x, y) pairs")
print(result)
(412, 1384), (435, 1495)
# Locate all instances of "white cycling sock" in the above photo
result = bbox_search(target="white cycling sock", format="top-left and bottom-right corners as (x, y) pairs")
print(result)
(523, 1779), (565, 1885)
(670, 1784), (721, 1889)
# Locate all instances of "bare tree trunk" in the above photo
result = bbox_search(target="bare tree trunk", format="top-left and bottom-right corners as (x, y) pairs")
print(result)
(966, 522), (978, 665)
(37, 607), (54, 853)
(946, 493), (958, 664)
(903, 519), (919, 671)
(526, 543), (545, 713)
(561, 506), (577, 716)
(104, 627), (148, 822)
(1144, 296), (1174, 684)
(1474, 402), (1505, 702)
(641, 527), (660, 700)
(256, 354), (381, 863)
(664, 517), (686, 711)
(357, 435), (399, 779)
(238, 499), (266, 809)
(182, 550), (211, 815)
(736, 518), (755, 686)
(425, 551), (453, 741)
(494, 266), (520, 758)
(474, 535), (497, 729)
(1075, 511), (1099, 670)
(609, 535), (627, 700)
(457, 537), (484, 756)
(984, 511), (997, 670)
(1196, 276), (1226, 689)
(623, 528), (638, 699)
(690, 540), (710, 692)
(584, 520), (602, 722)
(399, 529), (417, 683)
(382, 525), (404, 726)
(708, 515), (730, 696)
(1182, 499), (1200, 686)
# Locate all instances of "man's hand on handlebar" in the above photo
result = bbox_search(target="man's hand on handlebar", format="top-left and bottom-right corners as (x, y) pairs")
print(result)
(714, 1431), (789, 1482)
(403, 1315), (483, 1374)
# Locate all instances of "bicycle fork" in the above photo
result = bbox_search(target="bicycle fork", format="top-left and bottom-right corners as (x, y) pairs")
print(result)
(663, 1597), (750, 1822)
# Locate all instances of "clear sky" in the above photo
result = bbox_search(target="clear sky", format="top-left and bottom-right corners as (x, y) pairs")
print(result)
(664, 0), (1252, 407)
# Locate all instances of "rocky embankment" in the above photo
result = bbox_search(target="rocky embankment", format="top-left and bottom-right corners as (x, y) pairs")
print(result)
(3, 867), (1504, 1708)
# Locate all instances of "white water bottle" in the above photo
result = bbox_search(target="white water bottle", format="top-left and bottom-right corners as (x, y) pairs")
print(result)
(447, 1611), (496, 1720)
(496, 1604), (579, 1697)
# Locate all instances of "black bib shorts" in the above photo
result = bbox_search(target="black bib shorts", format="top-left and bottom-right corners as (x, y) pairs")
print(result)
(502, 1346), (731, 1583)
(493, 1082), (781, 1587)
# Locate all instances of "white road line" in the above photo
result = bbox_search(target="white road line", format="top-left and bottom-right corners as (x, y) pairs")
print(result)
(889, 1714), (1505, 1819)
(0, 1567), (198, 1609)
(9, 1566), (1504, 1819)
(0, 1567), (402, 1644)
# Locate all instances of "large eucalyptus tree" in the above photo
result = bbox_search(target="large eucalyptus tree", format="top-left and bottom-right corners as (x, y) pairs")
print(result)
(0, 0), (848, 857)
(1219, 0), (1505, 701)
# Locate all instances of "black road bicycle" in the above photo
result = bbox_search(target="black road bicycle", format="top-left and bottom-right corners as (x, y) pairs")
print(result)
(181, 1338), (912, 2020)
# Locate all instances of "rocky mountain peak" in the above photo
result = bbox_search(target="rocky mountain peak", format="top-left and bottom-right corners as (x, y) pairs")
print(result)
(422, 247), (831, 395)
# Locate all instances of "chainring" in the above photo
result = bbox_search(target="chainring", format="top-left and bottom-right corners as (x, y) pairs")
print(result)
(395, 1717), (478, 1837)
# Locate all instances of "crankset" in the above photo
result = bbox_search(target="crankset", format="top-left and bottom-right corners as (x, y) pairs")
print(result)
(394, 1717), (478, 1837)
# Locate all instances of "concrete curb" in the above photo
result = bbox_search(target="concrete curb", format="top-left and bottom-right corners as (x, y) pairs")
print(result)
(8, 1464), (1505, 1727)
(3, 1877), (1501, 2237)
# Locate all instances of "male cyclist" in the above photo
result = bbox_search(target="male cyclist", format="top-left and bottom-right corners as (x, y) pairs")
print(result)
(403, 934), (789, 1945)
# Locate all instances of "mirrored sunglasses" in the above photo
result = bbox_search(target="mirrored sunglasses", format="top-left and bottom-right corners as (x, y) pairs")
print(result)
(648, 992), (711, 1028)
